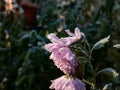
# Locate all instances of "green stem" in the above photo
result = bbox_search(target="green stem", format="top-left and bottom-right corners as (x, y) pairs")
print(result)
(85, 39), (96, 90)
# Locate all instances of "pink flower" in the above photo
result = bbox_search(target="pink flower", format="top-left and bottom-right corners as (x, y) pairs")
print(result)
(47, 27), (82, 46)
(44, 27), (82, 74)
(50, 75), (86, 90)
(61, 27), (82, 46)
(49, 46), (78, 74)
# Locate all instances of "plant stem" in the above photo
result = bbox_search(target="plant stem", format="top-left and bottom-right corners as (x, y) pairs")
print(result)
(85, 39), (96, 90)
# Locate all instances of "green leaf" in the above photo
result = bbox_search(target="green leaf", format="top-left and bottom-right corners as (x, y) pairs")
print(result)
(113, 44), (120, 49)
(103, 83), (113, 90)
(77, 56), (88, 61)
(96, 68), (119, 77)
(0, 48), (10, 52)
(92, 35), (110, 50)
(19, 34), (31, 41)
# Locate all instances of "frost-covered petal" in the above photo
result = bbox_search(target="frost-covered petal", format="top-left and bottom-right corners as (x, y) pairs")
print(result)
(65, 29), (74, 36)
(72, 78), (86, 90)
(48, 46), (78, 74)
(44, 43), (55, 52)
(50, 76), (66, 89)
(45, 44), (78, 74)
(44, 43), (63, 52)
(50, 75), (86, 90)
(47, 33), (64, 45)
(61, 27), (82, 45)
(74, 27), (82, 40)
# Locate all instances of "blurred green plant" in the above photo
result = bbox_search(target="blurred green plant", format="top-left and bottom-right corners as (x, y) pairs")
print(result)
(0, 0), (120, 90)
(70, 35), (120, 89)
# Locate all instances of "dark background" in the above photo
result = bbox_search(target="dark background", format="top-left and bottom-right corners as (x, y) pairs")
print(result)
(0, 0), (120, 90)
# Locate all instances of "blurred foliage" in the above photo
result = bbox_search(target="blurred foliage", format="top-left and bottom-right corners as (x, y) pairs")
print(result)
(0, 0), (120, 90)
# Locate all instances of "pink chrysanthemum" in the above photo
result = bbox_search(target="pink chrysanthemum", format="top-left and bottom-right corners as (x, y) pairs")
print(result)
(49, 46), (78, 74)
(50, 75), (86, 90)
(44, 27), (82, 74)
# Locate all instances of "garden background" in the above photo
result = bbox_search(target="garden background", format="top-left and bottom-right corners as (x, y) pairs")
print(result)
(0, 0), (120, 90)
